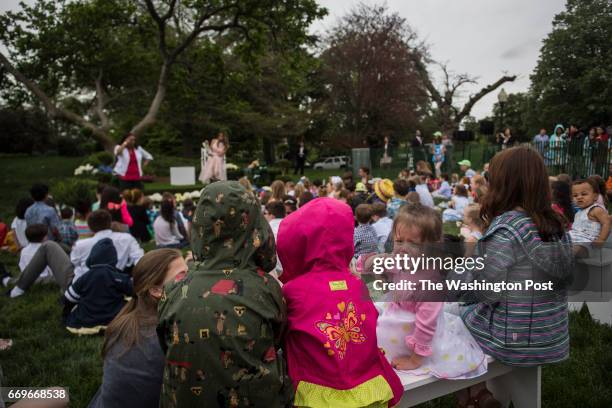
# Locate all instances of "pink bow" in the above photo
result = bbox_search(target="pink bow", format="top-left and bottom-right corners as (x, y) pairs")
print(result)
(107, 202), (121, 210)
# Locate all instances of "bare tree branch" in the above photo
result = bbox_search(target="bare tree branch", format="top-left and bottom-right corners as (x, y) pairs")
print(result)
(130, 62), (169, 136)
(143, 0), (178, 59)
(94, 69), (110, 130)
(412, 54), (442, 107)
(0, 50), (114, 149)
(131, 1), (248, 136)
(455, 74), (517, 123)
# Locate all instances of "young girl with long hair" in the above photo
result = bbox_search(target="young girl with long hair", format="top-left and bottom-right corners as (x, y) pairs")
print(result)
(89, 249), (187, 408)
(153, 200), (187, 249)
(460, 145), (573, 406)
(100, 186), (133, 231)
(269, 180), (286, 203)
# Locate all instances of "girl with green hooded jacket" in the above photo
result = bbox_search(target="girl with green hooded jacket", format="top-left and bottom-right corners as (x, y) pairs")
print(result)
(157, 181), (293, 408)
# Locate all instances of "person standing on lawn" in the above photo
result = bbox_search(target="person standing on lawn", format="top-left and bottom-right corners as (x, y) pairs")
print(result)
(199, 131), (228, 184)
(293, 139), (307, 176)
(113, 133), (153, 191)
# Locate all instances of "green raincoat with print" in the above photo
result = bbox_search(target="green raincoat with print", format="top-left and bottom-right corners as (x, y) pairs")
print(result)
(158, 181), (293, 407)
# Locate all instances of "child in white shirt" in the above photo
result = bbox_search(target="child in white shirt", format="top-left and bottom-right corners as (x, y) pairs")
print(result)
(442, 185), (470, 222)
(19, 224), (52, 283)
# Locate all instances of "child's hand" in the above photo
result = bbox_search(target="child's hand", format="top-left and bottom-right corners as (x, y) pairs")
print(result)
(391, 353), (423, 370)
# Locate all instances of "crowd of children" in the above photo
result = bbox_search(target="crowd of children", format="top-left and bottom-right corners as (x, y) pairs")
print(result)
(1, 145), (611, 407)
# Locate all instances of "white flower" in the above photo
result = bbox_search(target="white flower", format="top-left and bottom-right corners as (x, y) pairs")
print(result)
(74, 168), (82, 176)
(182, 192), (192, 200)
(175, 193), (183, 202)
(84, 164), (94, 172)
(190, 190), (201, 198)
(226, 163), (239, 171)
(92, 169), (99, 175)
(149, 193), (163, 202)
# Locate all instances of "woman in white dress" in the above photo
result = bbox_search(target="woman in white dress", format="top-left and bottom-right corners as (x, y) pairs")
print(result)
(199, 132), (228, 184)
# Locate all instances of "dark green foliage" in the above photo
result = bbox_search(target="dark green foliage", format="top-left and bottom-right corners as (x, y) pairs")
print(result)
(83, 151), (114, 167)
(0, 108), (52, 154)
(529, 0), (612, 127)
(52, 178), (97, 209)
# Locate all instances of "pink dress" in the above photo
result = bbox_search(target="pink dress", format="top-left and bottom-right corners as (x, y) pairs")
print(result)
(277, 198), (403, 407)
(199, 139), (227, 183)
(359, 252), (487, 379)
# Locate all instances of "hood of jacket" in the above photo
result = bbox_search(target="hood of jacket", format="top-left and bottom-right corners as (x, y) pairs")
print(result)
(553, 124), (565, 137)
(277, 197), (354, 283)
(190, 181), (276, 272)
(86, 237), (118, 268)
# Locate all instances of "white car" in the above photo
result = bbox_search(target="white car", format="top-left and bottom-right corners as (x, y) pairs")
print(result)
(313, 156), (351, 170)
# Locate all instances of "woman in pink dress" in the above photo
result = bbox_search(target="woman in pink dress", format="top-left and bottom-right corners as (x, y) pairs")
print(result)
(199, 132), (228, 183)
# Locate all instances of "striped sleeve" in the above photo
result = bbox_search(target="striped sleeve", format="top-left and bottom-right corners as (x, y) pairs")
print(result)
(64, 281), (82, 304)
(474, 227), (516, 304)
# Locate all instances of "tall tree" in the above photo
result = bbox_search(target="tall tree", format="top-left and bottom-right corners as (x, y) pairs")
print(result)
(315, 3), (428, 147)
(0, 0), (325, 151)
(530, 0), (612, 127)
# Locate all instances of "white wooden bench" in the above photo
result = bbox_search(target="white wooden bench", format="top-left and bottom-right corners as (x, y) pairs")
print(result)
(568, 248), (612, 325)
(399, 356), (541, 408)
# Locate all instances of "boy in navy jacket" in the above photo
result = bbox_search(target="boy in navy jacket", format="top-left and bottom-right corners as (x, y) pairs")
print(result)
(63, 238), (133, 334)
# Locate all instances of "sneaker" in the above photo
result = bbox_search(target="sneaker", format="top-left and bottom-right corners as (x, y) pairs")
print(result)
(9, 286), (25, 298)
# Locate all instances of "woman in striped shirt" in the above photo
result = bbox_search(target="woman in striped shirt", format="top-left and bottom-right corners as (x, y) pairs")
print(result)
(458, 146), (573, 407)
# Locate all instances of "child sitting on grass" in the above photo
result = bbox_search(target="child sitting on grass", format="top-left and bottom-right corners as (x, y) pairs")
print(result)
(63, 238), (133, 335)
(11, 197), (34, 250)
(387, 179), (409, 219)
(354, 204), (379, 257)
(19, 224), (53, 284)
(570, 179), (610, 257)
(277, 198), (403, 407)
(442, 184), (470, 222)
(74, 199), (93, 240)
(432, 173), (452, 200)
(59, 207), (78, 248)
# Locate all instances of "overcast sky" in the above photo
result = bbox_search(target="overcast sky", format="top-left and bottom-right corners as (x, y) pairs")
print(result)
(312, 0), (567, 119)
(1, 0), (566, 119)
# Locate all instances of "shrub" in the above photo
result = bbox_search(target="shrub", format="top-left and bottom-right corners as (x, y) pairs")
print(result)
(52, 178), (97, 209)
(227, 169), (243, 180)
(144, 156), (198, 177)
(275, 159), (292, 175)
(83, 151), (114, 167)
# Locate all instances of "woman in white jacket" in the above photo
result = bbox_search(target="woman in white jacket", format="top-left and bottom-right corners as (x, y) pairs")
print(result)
(113, 134), (153, 191)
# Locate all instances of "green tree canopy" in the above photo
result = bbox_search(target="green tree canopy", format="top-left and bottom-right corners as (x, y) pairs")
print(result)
(530, 0), (612, 127)
(0, 0), (326, 151)
(314, 3), (429, 148)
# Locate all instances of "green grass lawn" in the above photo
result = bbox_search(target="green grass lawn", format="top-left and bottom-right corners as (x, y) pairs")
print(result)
(1, 154), (612, 407)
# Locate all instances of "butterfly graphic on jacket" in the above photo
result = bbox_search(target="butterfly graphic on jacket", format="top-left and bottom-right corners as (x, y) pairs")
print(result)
(316, 301), (367, 360)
